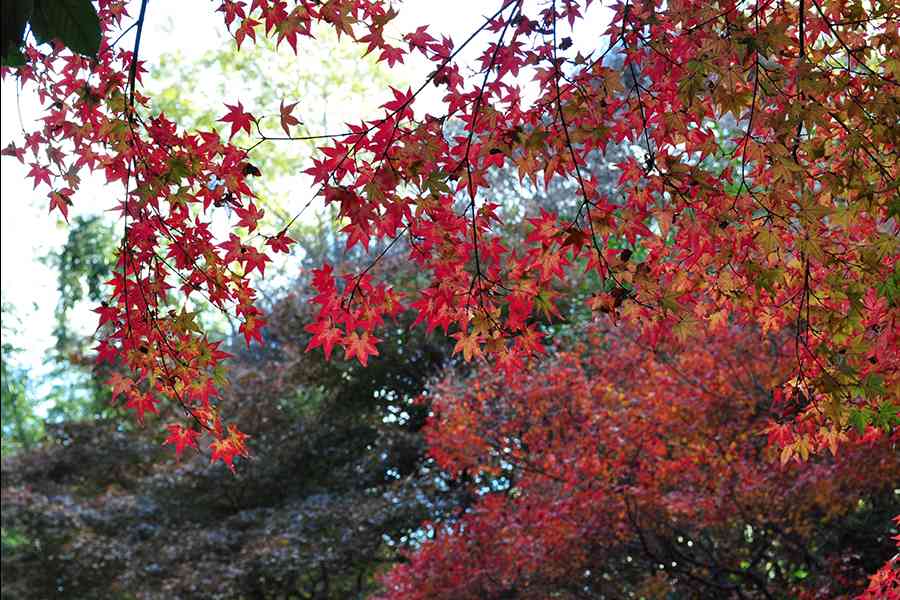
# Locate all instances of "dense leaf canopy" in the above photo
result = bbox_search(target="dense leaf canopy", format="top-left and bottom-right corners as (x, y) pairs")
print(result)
(1, 0), (898, 596)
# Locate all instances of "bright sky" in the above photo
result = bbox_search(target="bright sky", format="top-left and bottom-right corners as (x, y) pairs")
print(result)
(0, 0), (611, 390)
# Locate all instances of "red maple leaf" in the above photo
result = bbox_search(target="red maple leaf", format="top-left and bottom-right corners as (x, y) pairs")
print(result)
(242, 246), (270, 275)
(106, 372), (133, 402)
(378, 45), (405, 67)
(279, 99), (301, 136)
(48, 190), (72, 222)
(219, 101), (254, 139)
(235, 202), (265, 231)
(163, 423), (201, 458)
(452, 329), (483, 362)
(125, 390), (160, 424)
(209, 424), (250, 472)
(266, 232), (294, 253)
(210, 438), (239, 472)
(27, 163), (52, 189)
(1, 143), (25, 162)
(305, 319), (344, 360)
(342, 331), (380, 366)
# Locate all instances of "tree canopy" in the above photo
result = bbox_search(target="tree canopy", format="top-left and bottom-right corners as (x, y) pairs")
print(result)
(1, 0), (897, 597)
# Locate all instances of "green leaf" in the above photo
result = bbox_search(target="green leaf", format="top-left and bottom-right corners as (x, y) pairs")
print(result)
(861, 373), (886, 397)
(1, 46), (27, 68)
(887, 195), (900, 221)
(849, 408), (872, 434)
(1, 0), (33, 66)
(30, 0), (101, 57)
(873, 400), (899, 431)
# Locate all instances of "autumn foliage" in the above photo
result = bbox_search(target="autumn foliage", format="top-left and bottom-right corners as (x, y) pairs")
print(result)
(1, 0), (898, 596)
(378, 325), (899, 598)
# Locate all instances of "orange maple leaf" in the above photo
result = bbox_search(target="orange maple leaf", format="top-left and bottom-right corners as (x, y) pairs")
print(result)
(342, 331), (380, 366)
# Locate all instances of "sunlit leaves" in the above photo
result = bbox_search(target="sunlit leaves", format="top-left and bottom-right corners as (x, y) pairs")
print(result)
(3, 0), (897, 486)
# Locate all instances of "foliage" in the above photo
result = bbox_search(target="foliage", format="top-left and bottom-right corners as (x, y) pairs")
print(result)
(37, 215), (119, 421)
(147, 25), (400, 231)
(1, 266), (456, 599)
(1, 0), (898, 595)
(1, 304), (43, 453)
(1, 0), (101, 67)
(378, 325), (900, 598)
(2, 0), (896, 465)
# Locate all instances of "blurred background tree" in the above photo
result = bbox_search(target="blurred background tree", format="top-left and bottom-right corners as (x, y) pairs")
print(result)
(1, 301), (43, 453)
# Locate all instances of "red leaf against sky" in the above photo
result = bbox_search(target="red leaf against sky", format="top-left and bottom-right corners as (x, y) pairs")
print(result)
(279, 99), (301, 136)
(219, 101), (254, 139)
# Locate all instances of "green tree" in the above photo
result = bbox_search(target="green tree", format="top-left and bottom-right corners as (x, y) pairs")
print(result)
(1, 303), (42, 453)
(39, 215), (117, 421)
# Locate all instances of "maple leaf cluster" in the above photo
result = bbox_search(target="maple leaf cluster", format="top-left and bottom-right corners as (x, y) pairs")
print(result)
(218, 0), (899, 461)
(1, 0), (897, 496)
(0, 0), (298, 469)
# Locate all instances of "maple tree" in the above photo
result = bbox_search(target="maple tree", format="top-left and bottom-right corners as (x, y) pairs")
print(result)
(3, 0), (896, 465)
(377, 324), (899, 598)
(1, 0), (898, 593)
